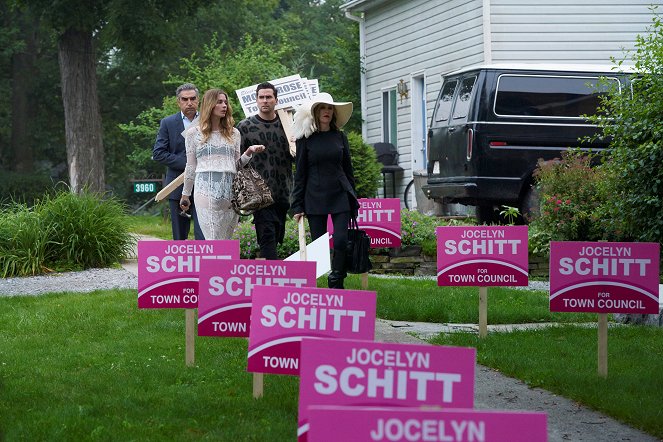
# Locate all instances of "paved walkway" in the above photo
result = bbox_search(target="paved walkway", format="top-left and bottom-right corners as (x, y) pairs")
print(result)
(124, 238), (658, 442)
(372, 319), (657, 442)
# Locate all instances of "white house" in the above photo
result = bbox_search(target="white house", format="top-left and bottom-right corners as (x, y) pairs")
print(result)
(341, 0), (660, 209)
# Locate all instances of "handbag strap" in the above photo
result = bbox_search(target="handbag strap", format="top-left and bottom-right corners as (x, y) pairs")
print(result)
(236, 153), (255, 170)
(349, 216), (359, 230)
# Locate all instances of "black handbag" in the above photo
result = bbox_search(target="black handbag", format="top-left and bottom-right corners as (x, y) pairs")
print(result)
(231, 165), (274, 215)
(345, 217), (372, 274)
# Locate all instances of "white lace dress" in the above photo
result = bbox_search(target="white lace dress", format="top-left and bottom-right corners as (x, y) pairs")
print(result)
(182, 126), (247, 240)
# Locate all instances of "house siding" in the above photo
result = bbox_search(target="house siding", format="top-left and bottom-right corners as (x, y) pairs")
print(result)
(490, 1), (656, 63)
(344, 0), (661, 206)
(361, 0), (484, 199)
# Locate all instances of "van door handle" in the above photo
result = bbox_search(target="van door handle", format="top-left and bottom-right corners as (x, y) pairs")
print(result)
(448, 127), (456, 133)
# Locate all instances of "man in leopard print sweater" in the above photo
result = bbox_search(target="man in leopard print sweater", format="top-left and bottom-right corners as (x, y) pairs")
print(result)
(237, 82), (294, 259)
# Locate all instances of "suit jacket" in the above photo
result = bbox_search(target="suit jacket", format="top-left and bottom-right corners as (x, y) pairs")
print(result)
(292, 129), (357, 216)
(153, 112), (187, 200)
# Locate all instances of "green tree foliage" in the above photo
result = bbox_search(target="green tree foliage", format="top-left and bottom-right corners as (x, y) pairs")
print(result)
(10, 0), (204, 193)
(589, 7), (663, 244)
(3, 0), (361, 204)
(274, 0), (361, 132)
(1, 2), (63, 175)
(120, 35), (293, 177)
(317, 24), (362, 133)
(172, 35), (293, 110)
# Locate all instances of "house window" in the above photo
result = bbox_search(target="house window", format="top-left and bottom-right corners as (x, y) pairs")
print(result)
(382, 89), (397, 146)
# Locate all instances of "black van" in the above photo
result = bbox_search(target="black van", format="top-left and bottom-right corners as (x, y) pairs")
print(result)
(422, 64), (632, 224)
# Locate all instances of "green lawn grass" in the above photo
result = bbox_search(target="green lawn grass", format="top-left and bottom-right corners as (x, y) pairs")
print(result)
(431, 326), (663, 439)
(3, 216), (658, 439)
(2, 285), (661, 439)
(126, 214), (173, 240)
(0, 290), (299, 440)
(344, 274), (597, 324)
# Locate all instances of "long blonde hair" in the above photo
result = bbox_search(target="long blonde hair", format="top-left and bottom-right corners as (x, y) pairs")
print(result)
(199, 89), (235, 143)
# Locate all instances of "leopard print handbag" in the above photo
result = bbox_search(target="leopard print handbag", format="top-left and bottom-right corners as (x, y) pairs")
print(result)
(231, 165), (274, 215)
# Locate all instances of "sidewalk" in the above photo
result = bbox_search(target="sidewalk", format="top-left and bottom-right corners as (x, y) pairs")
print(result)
(125, 238), (658, 442)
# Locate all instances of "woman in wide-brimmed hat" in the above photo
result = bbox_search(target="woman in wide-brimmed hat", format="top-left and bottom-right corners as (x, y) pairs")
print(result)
(291, 92), (357, 289)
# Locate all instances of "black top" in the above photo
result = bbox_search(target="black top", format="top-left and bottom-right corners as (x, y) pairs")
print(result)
(291, 130), (357, 215)
(236, 115), (293, 205)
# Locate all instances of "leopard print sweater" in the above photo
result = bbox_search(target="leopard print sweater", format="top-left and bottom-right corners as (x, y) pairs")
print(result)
(237, 115), (294, 205)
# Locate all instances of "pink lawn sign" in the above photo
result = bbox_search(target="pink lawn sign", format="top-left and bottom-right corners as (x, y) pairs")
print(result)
(358, 198), (401, 248)
(298, 338), (476, 441)
(137, 240), (239, 309)
(247, 286), (376, 376)
(327, 198), (401, 248)
(550, 241), (660, 314)
(197, 259), (316, 337)
(306, 406), (547, 442)
(436, 226), (529, 287)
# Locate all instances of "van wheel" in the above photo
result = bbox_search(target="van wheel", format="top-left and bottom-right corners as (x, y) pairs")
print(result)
(520, 186), (540, 223)
(476, 205), (499, 225)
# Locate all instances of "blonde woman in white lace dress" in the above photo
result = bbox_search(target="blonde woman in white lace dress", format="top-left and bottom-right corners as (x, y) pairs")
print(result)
(179, 89), (265, 239)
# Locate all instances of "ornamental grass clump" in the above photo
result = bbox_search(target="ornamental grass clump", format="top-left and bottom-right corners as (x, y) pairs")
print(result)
(39, 190), (135, 270)
(0, 203), (51, 277)
(0, 191), (134, 276)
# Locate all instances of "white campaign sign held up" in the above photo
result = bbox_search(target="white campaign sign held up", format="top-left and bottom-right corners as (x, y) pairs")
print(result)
(285, 233), (331, 278)
(307, 79), (319, 97)
(236, 75), (313, 117)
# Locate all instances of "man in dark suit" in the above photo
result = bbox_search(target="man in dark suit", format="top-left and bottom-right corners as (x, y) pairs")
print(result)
(152, 83), (205, 240)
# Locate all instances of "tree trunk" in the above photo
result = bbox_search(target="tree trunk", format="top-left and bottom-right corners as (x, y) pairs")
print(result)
(11, 10), (38, 173)
(57, 27), (105, 193)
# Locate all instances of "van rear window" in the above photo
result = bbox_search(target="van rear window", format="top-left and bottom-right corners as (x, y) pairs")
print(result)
(494, 75), (619, 118)
(434, 80), (458, 122)
(452, 76), (477, 120)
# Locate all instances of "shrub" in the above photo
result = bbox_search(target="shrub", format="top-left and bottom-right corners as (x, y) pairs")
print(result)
(400, 209), (439, 247)
(0, 191), (134, 275)
(277, 217), (311, 259)
(232, 216), (312, 259)
(231, 219), (260, 259)
(347, 131), (382, 198)
(0, 203), (51, 277)
(529, 151), (611, 242)
(39, 190), (135, 270)
(587, 8), (663, 244)
(232, 209), (472, 261)
(527, 222), (553, 258)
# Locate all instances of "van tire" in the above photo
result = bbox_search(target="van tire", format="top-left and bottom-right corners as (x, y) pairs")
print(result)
(520, 186), (540, 223)
(476, 205), (499, 225)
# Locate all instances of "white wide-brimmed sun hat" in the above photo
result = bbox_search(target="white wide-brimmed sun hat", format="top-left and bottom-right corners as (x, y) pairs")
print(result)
(292, 92), (353, 139)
